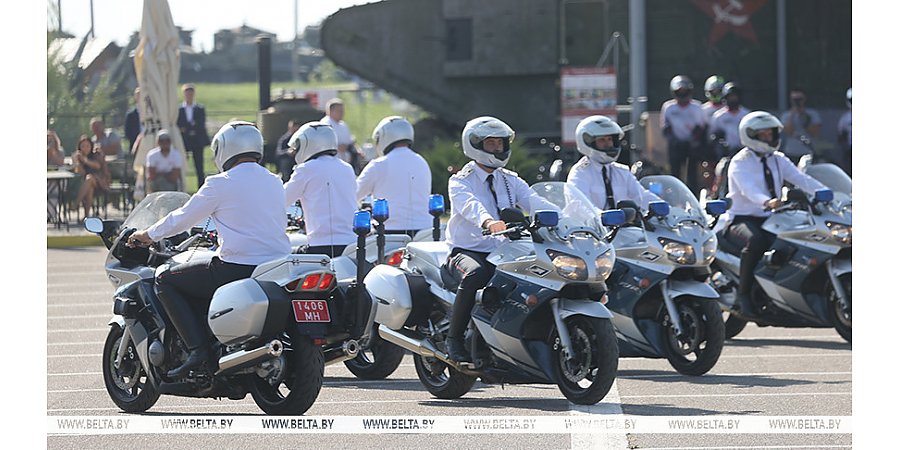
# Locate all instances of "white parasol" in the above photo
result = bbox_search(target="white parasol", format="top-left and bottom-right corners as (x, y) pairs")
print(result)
(132, 0), (186, 199)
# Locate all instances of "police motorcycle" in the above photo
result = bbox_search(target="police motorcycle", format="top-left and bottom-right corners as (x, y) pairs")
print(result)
(284, 197), (446, 380)
(708, 181), (851, 343)
(364, 182), (624, 405)
(603, 175), (729, 376)
(84, 191), (381, 414)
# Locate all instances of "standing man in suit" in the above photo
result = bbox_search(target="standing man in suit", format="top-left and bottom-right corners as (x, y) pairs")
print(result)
(124, 87), (142, 155)
(177, 83), (211, 189)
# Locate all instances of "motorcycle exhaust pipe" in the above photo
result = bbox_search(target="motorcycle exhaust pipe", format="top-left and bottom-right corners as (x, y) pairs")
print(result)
(216, 339), (283, 376)
(324, 339), (360, 366)
(377, 325), (449, 363)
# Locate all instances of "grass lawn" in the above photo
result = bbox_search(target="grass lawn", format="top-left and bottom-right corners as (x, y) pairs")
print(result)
(180, 82), (425, 194)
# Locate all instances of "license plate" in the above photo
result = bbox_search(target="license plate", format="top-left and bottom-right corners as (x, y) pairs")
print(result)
(292, 300), (331, 323)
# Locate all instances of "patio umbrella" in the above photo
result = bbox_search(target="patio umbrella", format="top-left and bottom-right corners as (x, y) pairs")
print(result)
(132, 0), (186, 200)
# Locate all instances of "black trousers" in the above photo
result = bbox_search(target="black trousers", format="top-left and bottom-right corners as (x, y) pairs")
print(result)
(668, 139), (702, 194)
(299, 245), (348, 258)
(188, 147), (204, 188)
(156, 257), (256, 345)
(445, 248), (496, 340)
(724, 216), (775, 273)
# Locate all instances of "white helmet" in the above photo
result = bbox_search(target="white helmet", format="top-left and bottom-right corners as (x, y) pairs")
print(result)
(670, 75), (693, 96)
(575, 115), (624, 164)
(289, 121), (338, 164)
(211, 121), (264, 172)
(461, 116), (515, 169)
(372, 116), (414, 157)
(739, 111), (784, 155)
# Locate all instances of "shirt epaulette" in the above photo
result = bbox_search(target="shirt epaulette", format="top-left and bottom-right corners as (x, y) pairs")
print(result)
(498, 167), (518, 177)
(451, 165), (475, 179)
(574, 157), (591, 169)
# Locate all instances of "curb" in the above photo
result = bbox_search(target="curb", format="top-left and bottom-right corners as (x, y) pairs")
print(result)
(47, 234), (103, 248)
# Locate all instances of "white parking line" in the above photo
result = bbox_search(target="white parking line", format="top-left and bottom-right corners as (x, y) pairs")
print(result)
(637, 446), (849, 449)
(569, 380), (628, 450)
(618, 371), (851, 379)
(621, 391), (850, 399)
(47, 315), (110, 320)
(47, 303), (109, 308)
(48, 328), (108, 333)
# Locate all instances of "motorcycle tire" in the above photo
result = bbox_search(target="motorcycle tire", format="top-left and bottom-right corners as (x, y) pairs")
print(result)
(550, 316), (619, 405)
(249, 329), (324, 415)
(413, 354), (476, 400)
(827, 273), (852, 343)
(102, 324), (160, 413)
(724, 313), (749, 339)
(661, 299), (725, 376)
(344, 330), (406, 380)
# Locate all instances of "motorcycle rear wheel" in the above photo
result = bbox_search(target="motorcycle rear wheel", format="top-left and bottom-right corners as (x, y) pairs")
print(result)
(102, 324), (160, 413)
(828, 273), (852, 343)
(413, 353), (476, 399)
(344, 329), (406, 380)
(550, 316), (618, 405)
(249, 329), (324, 415)
(661, 300), (725, 376)
(723, 313), (748, 339)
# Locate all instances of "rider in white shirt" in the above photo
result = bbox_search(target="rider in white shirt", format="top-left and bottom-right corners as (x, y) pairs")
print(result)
(567, 115), (661, 212)
(128, 122), (291, 378)
(724, 111), (826, 316)
(356, 116), (433, 236)
(284, 121), (358, 257)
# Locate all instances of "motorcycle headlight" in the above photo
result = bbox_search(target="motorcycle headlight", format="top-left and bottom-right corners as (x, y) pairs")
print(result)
(658, 238), (696, 265)
(701, 235), (718, 265)
(594, 249), (615, 280)
(827, 222), (852, 245)
(547, 250), (588, 281)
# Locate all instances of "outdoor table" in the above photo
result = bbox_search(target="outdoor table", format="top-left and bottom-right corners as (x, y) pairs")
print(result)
(47, 168), (75, 230)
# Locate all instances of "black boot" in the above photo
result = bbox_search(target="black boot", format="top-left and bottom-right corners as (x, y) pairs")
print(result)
(158, 290), (211, 378)
(446, 288), (475, 363)
(734, 249), (758, 316)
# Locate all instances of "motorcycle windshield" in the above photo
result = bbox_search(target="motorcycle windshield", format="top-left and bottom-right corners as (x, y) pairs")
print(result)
(640, 175), (706, 225)
(804, 163), (852, 196)
(121, 191), (191, 230)
(531, 182), (608, 238)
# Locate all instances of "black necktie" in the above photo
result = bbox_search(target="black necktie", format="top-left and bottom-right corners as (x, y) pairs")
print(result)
(602, 165), (615, 210)
(760, 155), (777, 198)
(486, 174), (501, 216)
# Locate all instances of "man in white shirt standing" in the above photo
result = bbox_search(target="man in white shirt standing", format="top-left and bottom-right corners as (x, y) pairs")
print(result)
(128, 122), (291, 378)
(567, 115), (661, 212)
(356, 116), (432, 236)
(145, 130), (184, 193)
(660, 75), (708, 194)
(443, 116), (557, 362)
(285, 121), (358, 257)
(710, 82), (751, 157)
(724, 112), (825, 316)
(320, 98), (361, 173)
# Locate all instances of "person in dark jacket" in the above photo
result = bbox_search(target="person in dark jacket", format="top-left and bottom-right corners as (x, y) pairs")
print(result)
(177, 83), (211, 189)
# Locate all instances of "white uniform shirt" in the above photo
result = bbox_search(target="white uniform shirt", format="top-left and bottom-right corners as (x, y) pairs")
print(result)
(726, 148), (826, 218)
(146, 162), (291, 265)
(660, 99), (707, 142)
(701, 101), (724, 122)
(145, 147), (185, 173)
(567, 157), (662, 211)
(320, 116), (354, 146)
(446, 161), (558, 253)
(284, 155), (358, 247)
(710, 106), (751, 151)
(356, 146), (433, 231)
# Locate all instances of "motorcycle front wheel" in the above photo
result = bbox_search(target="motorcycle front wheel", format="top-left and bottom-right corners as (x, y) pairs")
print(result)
(661, 299), (725, 376)
(102, 324), (160, 413)
(550, 316), (619, 405)
(248, 329), (324, 415)
(344, 329), (406, 380)
(827, 273), (852, 343)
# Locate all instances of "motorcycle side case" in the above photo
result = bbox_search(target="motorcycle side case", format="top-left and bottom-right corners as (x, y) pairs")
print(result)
(208, 279), (291, 346)
(365, 265), (413, 330)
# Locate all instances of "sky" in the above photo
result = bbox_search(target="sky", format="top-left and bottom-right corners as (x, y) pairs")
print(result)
(51, 0), (375, 52)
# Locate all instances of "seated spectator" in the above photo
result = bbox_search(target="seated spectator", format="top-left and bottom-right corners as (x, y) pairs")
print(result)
(73, 135), (111, 219)
(47, 129), (65, 165)
(90, 117), (123, 158)
(145, 130), (183, 193)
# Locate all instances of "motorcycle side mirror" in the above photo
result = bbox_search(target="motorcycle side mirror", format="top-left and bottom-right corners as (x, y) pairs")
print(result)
(814, 189), (834, 203)
(373, 198), (390, 223)
(549, 159), (564, 181)
(84, 217), (103, 234)
(532, 210), (559, 228)
(648, 201), (670, 217)
(705, 200), (729, 216)
(500, 207), (527, 225)
(353, 210), (372, 236)
(601, 209), (626, 227)
(428, 194), (445, 217)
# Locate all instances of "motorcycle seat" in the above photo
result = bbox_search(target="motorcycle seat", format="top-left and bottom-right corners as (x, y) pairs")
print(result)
(405, 241), (451, 289)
